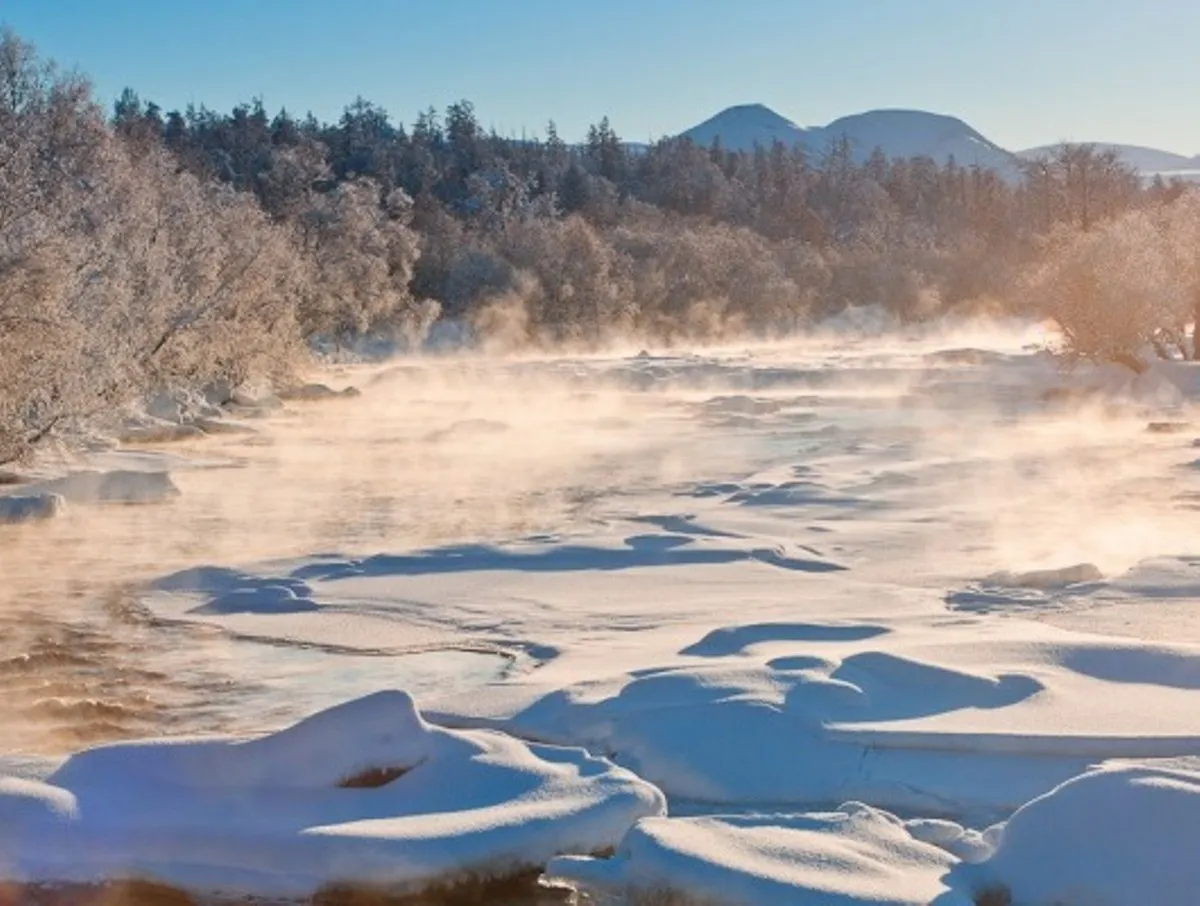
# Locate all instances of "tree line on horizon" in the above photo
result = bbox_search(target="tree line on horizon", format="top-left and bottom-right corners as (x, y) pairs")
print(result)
(2, 27), (1198, 461)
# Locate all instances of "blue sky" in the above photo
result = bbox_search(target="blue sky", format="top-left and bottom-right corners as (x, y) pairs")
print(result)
(4, 0), (1199, 153)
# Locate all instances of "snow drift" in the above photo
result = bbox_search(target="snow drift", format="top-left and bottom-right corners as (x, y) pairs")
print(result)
(548, 804), (966, 905)
(0, 690), (665, 899)
(970, 762), (1200, 906)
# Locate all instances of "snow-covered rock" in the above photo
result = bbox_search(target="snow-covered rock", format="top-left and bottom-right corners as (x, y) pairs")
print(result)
(202, 379), (235, 408)
(972, 763), (1200, 906)
(145, 390), (187, 423)
(34, 469), (180, 504)
(0, 690), (664, 900)
(548, 804), (966, 905)
(277, 382), (361, 402)
(0, 492), (65, 524)
(142, 389), (226, 426)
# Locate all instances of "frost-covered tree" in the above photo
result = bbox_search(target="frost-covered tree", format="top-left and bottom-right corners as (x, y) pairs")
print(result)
(297, 179), (422, 342)
(1025, 196), (1200, 371)
(0, 30), (307, 460)
(3, 23), (1188, 461)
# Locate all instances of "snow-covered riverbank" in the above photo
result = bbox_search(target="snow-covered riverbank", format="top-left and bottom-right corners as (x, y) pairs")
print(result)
(4, 323), (1200, 903)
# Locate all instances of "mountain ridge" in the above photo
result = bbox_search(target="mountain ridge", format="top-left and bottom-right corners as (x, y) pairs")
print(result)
(676, 103), (1196, 179)
(678, 104), (1020, 177)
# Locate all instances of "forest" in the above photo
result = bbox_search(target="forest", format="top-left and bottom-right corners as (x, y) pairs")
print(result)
(2, 27), (1196, 461)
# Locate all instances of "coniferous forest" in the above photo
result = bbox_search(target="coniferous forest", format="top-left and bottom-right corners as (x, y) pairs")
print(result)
(3, 28), (1196, 460)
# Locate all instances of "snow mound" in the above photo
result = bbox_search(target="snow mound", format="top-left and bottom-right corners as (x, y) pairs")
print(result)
(548, 804), (965, 905)
(446, 617), (1200, 817)
(35, 469), (180, 504)
(946, 563), (1103, 613)
(983, 563), (1103, 590)
(0, 690), (664, 899)
(153, 566), (322, 615)
(193, 583), (321, 615)
(481, 643), (1067, 812)
(0, 493), (65, 525)
(973, 763), (1200, 906)
(1088, 556), (1200, 598)
(904, 817), (995, 863)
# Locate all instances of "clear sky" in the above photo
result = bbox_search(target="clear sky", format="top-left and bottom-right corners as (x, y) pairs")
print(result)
(3, 0), (1198, 154)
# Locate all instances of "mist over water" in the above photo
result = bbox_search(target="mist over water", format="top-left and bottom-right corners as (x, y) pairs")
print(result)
(4, 321), (1200, 756)
(0, 354), (748, 753)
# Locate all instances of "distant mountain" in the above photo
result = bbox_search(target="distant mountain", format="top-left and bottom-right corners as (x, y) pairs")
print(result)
(675, 104), (1200, 183)
(678, 104), (1021, 178)
(680, 103), (816, 153)
(1017, 142), (1200, 182)
(820, 110), (1018, 175)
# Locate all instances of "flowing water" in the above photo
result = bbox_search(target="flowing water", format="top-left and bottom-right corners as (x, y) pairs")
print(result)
(0, 356), (748, 756)
(6, 338), (1200, 758)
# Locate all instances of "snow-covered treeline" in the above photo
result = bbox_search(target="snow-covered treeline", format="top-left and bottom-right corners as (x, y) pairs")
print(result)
(3, 26), (1198, 461)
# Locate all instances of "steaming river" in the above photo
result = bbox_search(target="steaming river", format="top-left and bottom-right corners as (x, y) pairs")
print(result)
(0, 356), (750, 755)
(4, 333), (1200, 763)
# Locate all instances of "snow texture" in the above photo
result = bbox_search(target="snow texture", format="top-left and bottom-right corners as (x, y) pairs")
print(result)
(548, 804), (967, 905)
(0, 690), (665, 898)
(969, 763), (1200, 906)
(6, 325), (1200, 903)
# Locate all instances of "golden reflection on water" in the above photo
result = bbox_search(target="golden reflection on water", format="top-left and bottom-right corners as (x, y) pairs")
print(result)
(0, 362), (694, 755)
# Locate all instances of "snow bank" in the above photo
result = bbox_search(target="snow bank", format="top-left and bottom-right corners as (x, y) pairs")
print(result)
(548, 804), (966, 905)
(34, 469), (180, 504)
(0, 492), (64, 525)
(0, 690), (664, 899)
(970, 763), (1200, 906)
